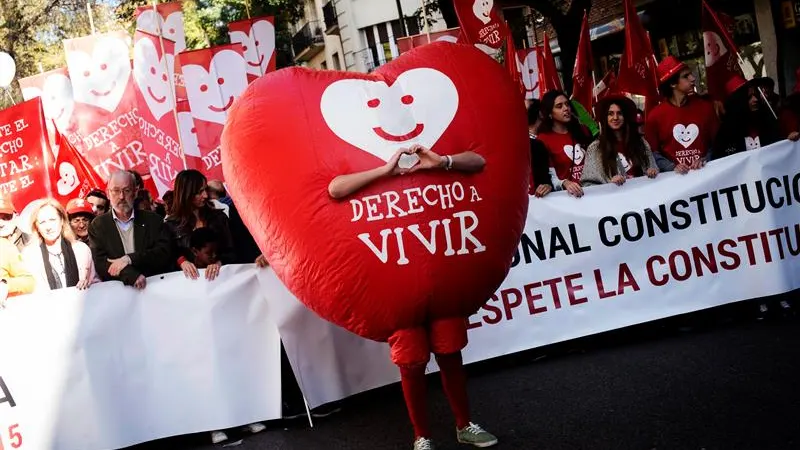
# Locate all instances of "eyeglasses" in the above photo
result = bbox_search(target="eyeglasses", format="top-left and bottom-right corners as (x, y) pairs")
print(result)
(108, 187), (134, 197)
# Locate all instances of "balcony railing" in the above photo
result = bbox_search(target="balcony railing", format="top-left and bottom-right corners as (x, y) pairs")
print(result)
(292, 21), (325, 62)
(322, 1), (339, 35)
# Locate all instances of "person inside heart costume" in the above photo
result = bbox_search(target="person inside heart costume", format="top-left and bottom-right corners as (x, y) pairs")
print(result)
(221, 42), (530, 449)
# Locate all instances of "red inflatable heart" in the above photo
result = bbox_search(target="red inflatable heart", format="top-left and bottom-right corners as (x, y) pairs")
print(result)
(222, 43), (529, 341)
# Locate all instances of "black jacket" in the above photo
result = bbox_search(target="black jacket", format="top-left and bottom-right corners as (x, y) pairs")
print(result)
(530, 136), (554, 189)
(88, 210), (173, 286)
(164, 207), (235, 267)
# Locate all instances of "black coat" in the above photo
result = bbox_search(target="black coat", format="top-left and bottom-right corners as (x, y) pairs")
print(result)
(88, 210), (173, 286)
(530, 136), (554, 189)
(164, 207), (236, 267)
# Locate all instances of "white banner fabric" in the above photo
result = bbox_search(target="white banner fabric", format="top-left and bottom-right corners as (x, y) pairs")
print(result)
(0, 265), (282, 450)
(265, 139), (800, 408)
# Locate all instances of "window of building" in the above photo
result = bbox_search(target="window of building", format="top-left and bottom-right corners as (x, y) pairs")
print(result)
(332, 52), (342, 71)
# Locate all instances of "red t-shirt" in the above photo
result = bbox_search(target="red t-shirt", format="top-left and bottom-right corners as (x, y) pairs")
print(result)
(537, 131), (585, 183)
(617, 142), (643, 178)
(645, 97), (719, 166)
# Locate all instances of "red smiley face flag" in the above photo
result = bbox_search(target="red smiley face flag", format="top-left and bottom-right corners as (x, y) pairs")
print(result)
(222, 43), (529, 342)
(228, 16), (277, 82)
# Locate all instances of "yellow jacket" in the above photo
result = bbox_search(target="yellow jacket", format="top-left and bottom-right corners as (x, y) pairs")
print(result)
(1, 238), (35, 297)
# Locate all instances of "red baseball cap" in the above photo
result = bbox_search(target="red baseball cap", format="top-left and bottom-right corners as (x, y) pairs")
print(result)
(0, 197), (15, 215)
(657, 56), (689, 85)
(66, 198), (94, 217)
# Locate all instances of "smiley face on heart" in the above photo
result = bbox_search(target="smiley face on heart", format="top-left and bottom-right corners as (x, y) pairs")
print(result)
(673, 123), (699, 148)
(472, 0), (494, 25)
(182, 49), (249, 125)
(229, 19), (275, 77)
(134, 37), (176, 120)
(177, 110), (202, 158)
(56, 162), (80, 196)
(66, 35), (132, 112)
(518, 50), (540, 98)
(564, 144), (585, 165)
(137, 9), (186, 53)
(222, 43), (530, 341)
(320, 68), (459, 163)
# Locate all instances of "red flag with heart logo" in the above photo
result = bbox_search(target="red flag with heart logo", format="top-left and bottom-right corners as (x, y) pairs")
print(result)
(50, 130), (106, 205)
(221, 42), (530, 342)
(453, 0), (509, 49)
(617, 0), (659, 107)
(175, 44), (249, 181)
(63, 31), (150, 183)
(133, 31), (184, 196)
(516, 48), (541, 100)
(540, 34), (563, 93)
(228, 16), (277, 82)
(571, 11), (595, 113)
(505, 34), (524, 97)
(397, 28), (461, 54)
(175, 99), (203, 173)
(18, 68), (76, 145)
(702, 0), (744, 101)
(0, 98), (54, 209)
(135, 1), (186, 53)
(594, 71), (618, 101)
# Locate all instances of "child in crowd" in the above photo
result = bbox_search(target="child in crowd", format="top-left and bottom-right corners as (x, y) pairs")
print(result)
(189, 227), (219, 269)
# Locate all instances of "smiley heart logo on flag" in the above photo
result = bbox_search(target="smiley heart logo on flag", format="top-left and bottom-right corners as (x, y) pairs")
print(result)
(66, 36), (132, 112)
(222, 42), (530, 341)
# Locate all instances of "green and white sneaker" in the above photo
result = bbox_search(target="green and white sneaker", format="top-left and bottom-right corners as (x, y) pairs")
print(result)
(413, 436), (435, 450)
(456, 422), (498, 447)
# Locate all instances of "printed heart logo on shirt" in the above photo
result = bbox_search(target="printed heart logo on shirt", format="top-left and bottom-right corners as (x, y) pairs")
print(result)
(56, 162), (80, 196)
(182, 49), (249, 125)
(745, 136), (761, 151)
(221, 43), (530, 341)
(472, 0), (494, 25)
(563, 144), (585, 165)
(618, 152), (632, 173)
(672, 123), (699, 149)
(320, 68), (459, 163)
(134, 38), (175, 120)
(67, 36), (132, 112)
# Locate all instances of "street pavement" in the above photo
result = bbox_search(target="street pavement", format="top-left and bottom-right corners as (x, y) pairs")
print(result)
(129, 301), (800, 450)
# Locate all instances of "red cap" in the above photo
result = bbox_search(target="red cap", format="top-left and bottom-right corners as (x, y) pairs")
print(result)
(66, 198), (94, 216)
(724, 74), (749, 98)
(0, 196), (15, 215)
(657, 56), (689, 85)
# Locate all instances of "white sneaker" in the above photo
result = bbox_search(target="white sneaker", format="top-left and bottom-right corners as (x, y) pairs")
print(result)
(210, 430), (228, 444)
(413, 437), (435, 450)
(245, 422), (266, 434)
(780, 300), (791, 310)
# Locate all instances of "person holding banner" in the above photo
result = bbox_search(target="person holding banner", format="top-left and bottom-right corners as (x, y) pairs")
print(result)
(22, 199), (97, 292)
(711, 75), (796, 160)
(527, 99), (554, 198)
(537, 91), (592, 198)
(66, 198), (96, 244)
(646, 56), (719, 174)
(166, 170), (235, 281)
(0, 197), (33, 252)
(0, 238), (35, 306)
(328, 144), (498, 450)
(582, 95), (659, 187)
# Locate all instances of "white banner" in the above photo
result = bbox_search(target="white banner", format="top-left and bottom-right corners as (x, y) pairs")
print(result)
(0, 266), (282, 450)
(267, 139), (800, 408)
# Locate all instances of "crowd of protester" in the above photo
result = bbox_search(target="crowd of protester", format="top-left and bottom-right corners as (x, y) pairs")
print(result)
(0, 168), (271, 443)
(527, 57), (800, 317)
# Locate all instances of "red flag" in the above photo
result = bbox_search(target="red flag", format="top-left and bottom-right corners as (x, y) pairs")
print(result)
(135, 1), (186, 53)
(505, 34), (524, 97)
(517, 48), (541, 100)
(540, 33), (563, 93)
(617, 0), (659, 106)
(397, 28), (461, 54)
(572, 11), (595, 113)
(594, 71), (618, 101)
(50, 130), (106, 205)
(228, 16), (277, 82)
(0, 98), (54, 209)
(453, 0), (509, 49)
(132, 31), (184, 196)
(702, 0), (744, 101)
(175, 44), (249, 182)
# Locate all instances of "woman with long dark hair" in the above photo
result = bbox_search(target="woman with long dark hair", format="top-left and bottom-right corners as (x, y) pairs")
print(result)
(537, 91), (592, 198)
(22, 199), (97, 291)
(582, 95), (659, 187)
(165, 170), (235, 281)
(711, 76), (797, 160)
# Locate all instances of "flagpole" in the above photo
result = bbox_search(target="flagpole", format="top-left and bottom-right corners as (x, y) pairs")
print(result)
(152, 0), (188, 170)
(3, 88), (15, 105)
(87, 2), (96, 34)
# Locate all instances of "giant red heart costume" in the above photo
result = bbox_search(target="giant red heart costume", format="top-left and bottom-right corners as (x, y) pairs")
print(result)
(222, 43), (529, 342)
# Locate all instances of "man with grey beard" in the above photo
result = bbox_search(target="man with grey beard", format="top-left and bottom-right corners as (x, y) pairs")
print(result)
(88, 171), (172, 289)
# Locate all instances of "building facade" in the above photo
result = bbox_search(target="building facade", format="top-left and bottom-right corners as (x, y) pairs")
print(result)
(291, 0), (448, 73)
